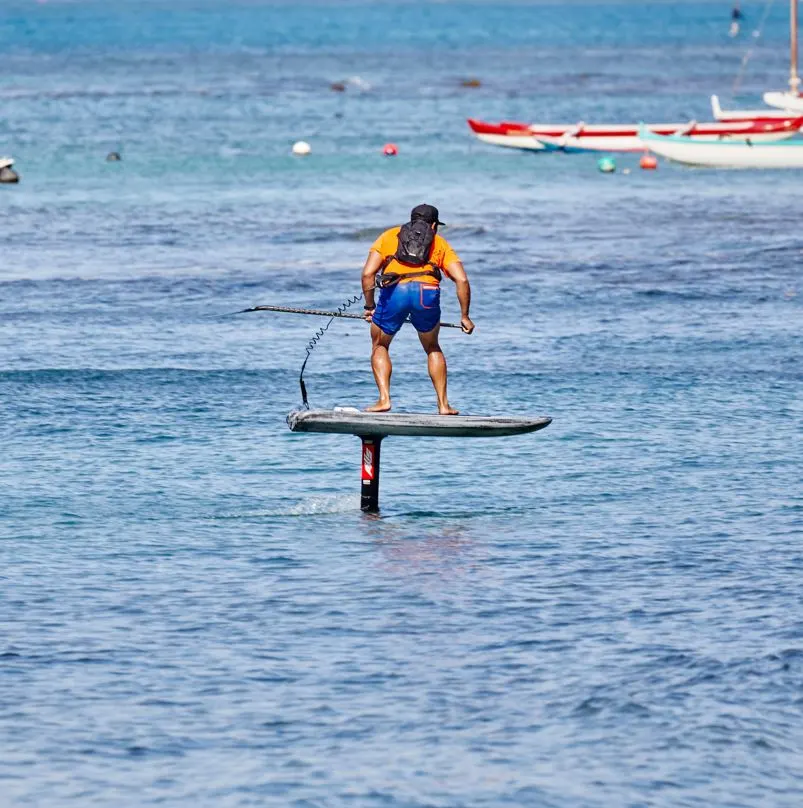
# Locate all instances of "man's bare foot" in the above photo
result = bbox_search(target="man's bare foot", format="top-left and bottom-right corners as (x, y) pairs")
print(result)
(438, 405), (459, 416)
(365, 400), (392, 413)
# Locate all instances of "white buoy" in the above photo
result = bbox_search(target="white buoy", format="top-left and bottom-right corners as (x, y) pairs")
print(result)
(292, 141), (311, 156)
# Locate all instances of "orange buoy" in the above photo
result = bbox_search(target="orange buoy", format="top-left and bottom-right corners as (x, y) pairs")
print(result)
(382, 143), (398, 156)
(640, 153), (658, 170)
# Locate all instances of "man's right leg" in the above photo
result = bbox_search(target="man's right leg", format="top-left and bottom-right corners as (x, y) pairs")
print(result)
(366, 324), (395, 412)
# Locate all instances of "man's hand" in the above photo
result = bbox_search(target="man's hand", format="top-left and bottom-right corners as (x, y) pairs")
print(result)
(364, 307), (375, 322)
(461, 316), (475, 334)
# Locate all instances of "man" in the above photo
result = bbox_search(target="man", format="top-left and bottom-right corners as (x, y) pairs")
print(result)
(730, 2), (742, 36)
(361, 204), (474, 415)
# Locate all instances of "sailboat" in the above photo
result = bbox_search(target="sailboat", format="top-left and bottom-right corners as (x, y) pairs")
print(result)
(715, 0), (803, 117)
(764, 0), (803, 110)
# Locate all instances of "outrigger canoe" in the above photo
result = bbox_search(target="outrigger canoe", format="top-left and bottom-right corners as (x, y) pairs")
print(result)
(641, 126), (803, 168)
(467, 116), (803, 153)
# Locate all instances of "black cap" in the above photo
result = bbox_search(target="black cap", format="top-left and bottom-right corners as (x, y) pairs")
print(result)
(410, 204), (445, 226)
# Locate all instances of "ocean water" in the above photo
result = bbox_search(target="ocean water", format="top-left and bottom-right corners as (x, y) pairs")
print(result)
(2, 1), (802, 805)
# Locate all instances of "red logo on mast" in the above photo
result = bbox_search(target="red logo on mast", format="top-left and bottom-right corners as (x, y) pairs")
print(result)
(362, 445), (374, 481)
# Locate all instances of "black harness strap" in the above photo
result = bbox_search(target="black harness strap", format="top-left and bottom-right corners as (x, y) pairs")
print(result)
(376, 256), (442, 288)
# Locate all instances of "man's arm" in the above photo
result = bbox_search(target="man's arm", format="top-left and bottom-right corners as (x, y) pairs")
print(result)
(444, 260), (475, 334)
(361, 251), (384, 319)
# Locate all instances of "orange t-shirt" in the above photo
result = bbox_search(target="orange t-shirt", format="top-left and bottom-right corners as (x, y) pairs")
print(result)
(370, 226), (460, 285)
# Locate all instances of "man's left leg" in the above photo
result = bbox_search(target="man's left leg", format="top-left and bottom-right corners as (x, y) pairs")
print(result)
(417, 326), (458, 415)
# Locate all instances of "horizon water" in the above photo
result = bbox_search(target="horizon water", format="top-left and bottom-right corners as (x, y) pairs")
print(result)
(2, 2), (802, 806)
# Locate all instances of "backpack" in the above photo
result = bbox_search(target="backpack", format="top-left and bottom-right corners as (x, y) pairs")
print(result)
(377, 220), (442, 288)
(396, 219), (435, 266)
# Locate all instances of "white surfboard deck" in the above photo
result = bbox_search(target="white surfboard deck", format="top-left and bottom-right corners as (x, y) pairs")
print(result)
(287, 408), (552, 438)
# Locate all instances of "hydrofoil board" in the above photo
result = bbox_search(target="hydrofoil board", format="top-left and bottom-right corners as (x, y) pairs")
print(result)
(287, 408), (552, 438)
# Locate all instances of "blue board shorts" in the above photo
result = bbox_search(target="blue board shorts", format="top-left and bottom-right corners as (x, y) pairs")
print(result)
(372, 281), (441, 335)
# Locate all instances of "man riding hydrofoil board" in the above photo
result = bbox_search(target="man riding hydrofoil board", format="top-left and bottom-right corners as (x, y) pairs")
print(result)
(361, 204), (474, 415)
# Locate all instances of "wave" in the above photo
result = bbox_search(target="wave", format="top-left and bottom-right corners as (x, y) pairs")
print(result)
(213, 494), (360, 519)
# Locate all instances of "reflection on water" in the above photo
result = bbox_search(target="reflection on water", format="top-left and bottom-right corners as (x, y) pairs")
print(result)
(366, 518), (476, 579)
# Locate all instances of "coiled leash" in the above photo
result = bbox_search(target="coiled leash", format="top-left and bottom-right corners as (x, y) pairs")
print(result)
(234, 282), (462, 409)
(297, 290), (366, 409)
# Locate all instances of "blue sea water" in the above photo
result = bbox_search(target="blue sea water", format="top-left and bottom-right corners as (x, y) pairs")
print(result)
(2, 1), (802, 805)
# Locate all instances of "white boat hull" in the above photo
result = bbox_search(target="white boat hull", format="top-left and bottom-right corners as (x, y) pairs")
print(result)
(642, 130), (803, 168)
(763, 91), (803, 112)
(474, 133), (546, 151)
(710, 94), (801, 122)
